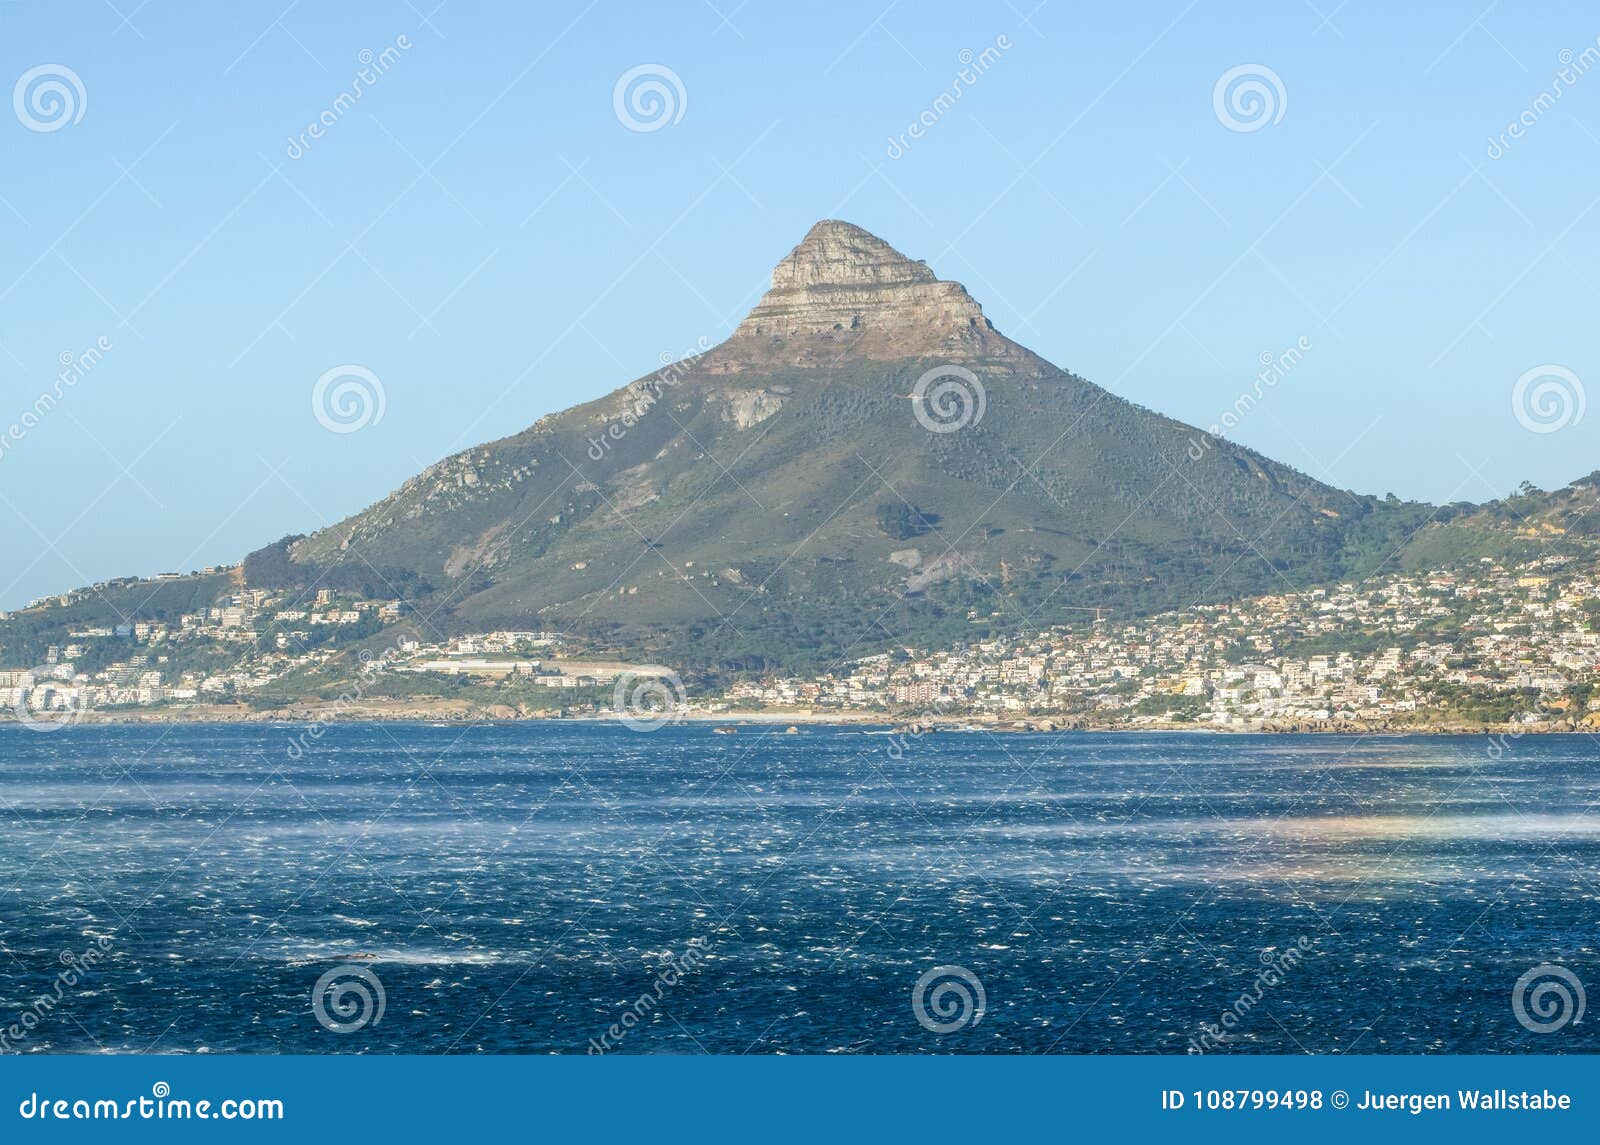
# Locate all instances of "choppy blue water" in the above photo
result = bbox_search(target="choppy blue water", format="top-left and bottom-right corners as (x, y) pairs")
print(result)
(1, 722), (1597, 1054)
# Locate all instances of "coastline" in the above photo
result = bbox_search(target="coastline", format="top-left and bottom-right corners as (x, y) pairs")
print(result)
(1, 700), (1586, 736)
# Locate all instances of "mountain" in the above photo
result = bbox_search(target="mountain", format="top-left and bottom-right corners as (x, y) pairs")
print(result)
(245, 219), (1439, 671)
(18, 219), (1560, 677)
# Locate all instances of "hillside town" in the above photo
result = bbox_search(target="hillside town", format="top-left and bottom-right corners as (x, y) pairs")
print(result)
(729, 554), (1599, 729)
(0, 585), (641, 722)
(3, 553), (1598, 730)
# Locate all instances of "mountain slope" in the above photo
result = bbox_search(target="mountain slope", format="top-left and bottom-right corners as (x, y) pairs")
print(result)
(271, 220), (1427, 669)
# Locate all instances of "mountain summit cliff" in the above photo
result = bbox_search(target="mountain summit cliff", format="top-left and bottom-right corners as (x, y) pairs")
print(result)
(719, 220), (1029, 367)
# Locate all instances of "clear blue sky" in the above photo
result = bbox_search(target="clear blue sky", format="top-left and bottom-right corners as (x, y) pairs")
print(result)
(2, 1), (1598, 609)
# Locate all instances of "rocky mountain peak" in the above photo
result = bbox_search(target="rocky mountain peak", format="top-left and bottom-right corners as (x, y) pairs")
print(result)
(769, 220), (937, 290)
(719, 219), (1034, 368)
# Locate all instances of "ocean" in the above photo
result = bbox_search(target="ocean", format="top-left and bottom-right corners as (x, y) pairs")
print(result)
(0, 722), (1595, 1054)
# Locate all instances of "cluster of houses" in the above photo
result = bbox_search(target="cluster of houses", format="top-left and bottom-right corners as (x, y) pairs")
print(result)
(726, 556), (1600, 726)
(1, 581), (661, 717)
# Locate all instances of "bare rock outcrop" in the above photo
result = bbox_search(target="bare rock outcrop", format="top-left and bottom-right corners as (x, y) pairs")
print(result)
(716, 220), (1039, 368)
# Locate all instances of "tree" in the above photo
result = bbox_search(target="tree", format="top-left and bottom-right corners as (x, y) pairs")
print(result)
(875, 502), (936, 540)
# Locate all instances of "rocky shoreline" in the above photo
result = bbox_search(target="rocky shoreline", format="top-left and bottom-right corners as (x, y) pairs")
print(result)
(2, 701), (1590, 737)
